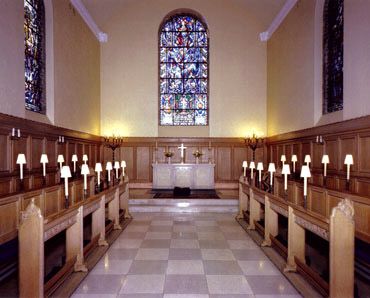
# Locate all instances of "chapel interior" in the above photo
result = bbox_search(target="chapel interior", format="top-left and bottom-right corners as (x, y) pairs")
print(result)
(0, 0), (369, 297)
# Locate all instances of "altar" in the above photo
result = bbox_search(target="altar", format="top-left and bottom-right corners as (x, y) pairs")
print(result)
(152, 163), (215, 189)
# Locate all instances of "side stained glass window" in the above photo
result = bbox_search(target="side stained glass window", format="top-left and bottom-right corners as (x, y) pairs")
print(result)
(323, 0), (343, 114)
(24, 0), (46, 114)
(159, 14), (208, 126)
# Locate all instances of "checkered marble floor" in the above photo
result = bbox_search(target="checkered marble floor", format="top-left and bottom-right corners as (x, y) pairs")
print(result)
(72, 212), (302, 298)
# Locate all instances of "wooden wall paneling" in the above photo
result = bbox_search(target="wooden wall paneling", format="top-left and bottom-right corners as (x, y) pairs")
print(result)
(155, 146), (166, 163)
(310, 188), (326, 216)
(22, 191), (43, 214)
(339, 135), (357, 172)
(77, 143), (84, 163)
(67, 142), (76, 167)
(352, 201), (370, 238)
(272, 145), (278, 165)
(136, 147), (150, 181)
(103, 146), (111, 163)
(44, 187), (61, 217)
(46, 139), (56, 168)
(356, 179), (370, 197)
(0, 134), (9, 172)
(121, 147), (134, 180)
(12, 136), (28, 172)
(216, 147), (232, 181)
(285, 144), (292, 168)
(31, 137), (44, 171)
(33, 174), (44, 189)
(277, 145), (284, 165)
(359, 132), (370, 174)
(57, 143), (66, 160)
(301, 142), (311, 164)
(327, 193), (342, 217)
(200, 146), (212, 164)
(254, 147), (264, 164)
(325, 175), (337, 190)
(185, 146), (197, 164)
(325, 138), (338, 171)
(312, 143), (323, 170)
(292, 143), (301, 171)
(168, 145), (181, 163)
(233, 147), (247, 180)
(287, 181), (295, 203)
(0, 197), (20, 244)
(0, 179), (12, 196)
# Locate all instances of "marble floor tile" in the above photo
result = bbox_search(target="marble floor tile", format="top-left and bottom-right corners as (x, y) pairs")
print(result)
(164, 295), (209, 298)
(128, 260), (168, 274)
(140, 239), (171, 248)
(201, 249), (235, 261)
(206, 275), (253, 294)
(172, 232), (198, 239)
(238, 260), (281, 275)
(72, 294), (117, 298)
(227, 239), (259, 249)
(196, 226), (221, 232)
(173, 225), (197, 232)
(135, 248), (169, 260)
(74, 274), (125, 294)
(145, 231), (172, 239)
(194, 220), (218, 226)
(203, 260), (243, 275)
(170, 239), (200, 249)
(149, 225), (173, 232)
(124, 225), (150, 232)
(151, 220), (173, 226)
(231, 249), (269, 261)
(118, 294), (163, 298)
(246, 276), (300, 295)
(198, 231), (225, 240)
(169, 248), (203, 260)
(167, 260), (204, 274)
(120, 231), (147, 239)
(199, 239), (229, 249)
(119, 274), (165, 294)
(90, 258), (132, 275)
(222, 232), (249, 240)
(209, 295), (254, 298)
(164, 274), (208, 294)
(111, 239), (143, 249)
(105, 248), (138, 260)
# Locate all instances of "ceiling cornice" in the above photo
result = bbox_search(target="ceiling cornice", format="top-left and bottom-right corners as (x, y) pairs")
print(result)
(70, 0), (108, 43)
(259, 0), (298, 42)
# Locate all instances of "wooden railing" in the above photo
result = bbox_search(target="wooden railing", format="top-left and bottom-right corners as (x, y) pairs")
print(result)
(9, 176), (130, 297)
(238, 176), (357, 297)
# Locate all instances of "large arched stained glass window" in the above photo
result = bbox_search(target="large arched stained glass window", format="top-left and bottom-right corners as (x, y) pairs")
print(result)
(24, 0), (46, 114)
(159, 14), (208, 126)
(323, 0), (343, 114)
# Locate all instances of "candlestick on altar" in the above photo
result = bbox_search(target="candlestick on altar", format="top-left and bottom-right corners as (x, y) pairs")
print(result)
(257, 162), (263, 188)
(304, 155), (311, 168)
(280, 155), (286, 167)
(61, 166), (72, 208)
(322, 154), (330, 186)
(81, 164), (90, 197)
(114, 161), (120, 182)
(95, 163), (103, 192)
(291, 154), (297, 173)
(242, 161), (248, 177)
(268, 163), (276, 193)
(178, 143), (187, 163)
(57, 154), (64, 169)
(16, 154), (26, 190)
(344, 154), (353, 191)
(282, 164), (291, 195)
(249, 161), (256, 180)
(121, 160), (126, 179)
(83, 154), (88, 165)
(71, 154), (78, 173)
(106, 162), (113, 186)
(300, 165), (311, 209)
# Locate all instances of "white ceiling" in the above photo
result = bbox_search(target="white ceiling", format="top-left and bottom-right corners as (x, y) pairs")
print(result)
(81, 0), (286, 32)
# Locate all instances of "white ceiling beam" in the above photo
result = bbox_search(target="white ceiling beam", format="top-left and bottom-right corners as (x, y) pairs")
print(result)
(259, 0), (298, 42)
(70, 0), (108, 43)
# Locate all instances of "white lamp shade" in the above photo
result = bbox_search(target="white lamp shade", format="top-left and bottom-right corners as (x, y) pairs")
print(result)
(114, 161), (120, 169)
(304, 155), (311, 163)
(81, 164), (90, 175)
(344, 154), (354, 165)
(280, 155), (286, 162)
(257, 162), (264, 171)
(322, 154), (330, 164)
(61, 166), (72, 178)
(300, 165), (311, 178)
(282, 164), (291, 175)
(106, 162), (113, 171)
(71, 154), (78, 162)
(249, 161), (256, 169)
(16, 153), (26, 164)
(95, 163), (102, 172)
(83, 154), (88, 162)
(121, 160), (126, 167)
(242, 161), (248, 168)
(57, 154), (65, 163)
(268, 163), (276, 172)
(40, 154), (48, 163)
(291, 155), (298, 162)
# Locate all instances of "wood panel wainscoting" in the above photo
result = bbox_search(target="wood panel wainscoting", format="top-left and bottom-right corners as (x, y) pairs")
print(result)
(0, 113), (102, 196)
(102, 137), (265, 188)
(266, 115), (370, 197)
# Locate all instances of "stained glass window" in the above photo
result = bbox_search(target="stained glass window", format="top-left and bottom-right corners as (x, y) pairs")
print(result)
(159, 14), (208, 126)
(323, 0), (343, 114)
(24, 0), (46, 114)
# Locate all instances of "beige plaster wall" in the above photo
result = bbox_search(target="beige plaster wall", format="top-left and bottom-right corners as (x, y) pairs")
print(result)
(267, 0), (370, 136)
(0, 0), (100, 135)
(0, 0), (24, 118)
(53, 0), (101, 135)
(100, 0), (267, 137)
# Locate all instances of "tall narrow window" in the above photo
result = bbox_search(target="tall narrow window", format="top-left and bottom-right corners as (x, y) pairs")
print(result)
(24, 0), (46, 114)
(323, 0), (343, 114)
(159, 13), (209, 126)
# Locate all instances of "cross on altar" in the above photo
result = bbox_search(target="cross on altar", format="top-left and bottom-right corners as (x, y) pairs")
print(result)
(178, 143), (187, 159)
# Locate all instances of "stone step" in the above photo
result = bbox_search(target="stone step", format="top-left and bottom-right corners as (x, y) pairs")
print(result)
(129, 199), (238, 213)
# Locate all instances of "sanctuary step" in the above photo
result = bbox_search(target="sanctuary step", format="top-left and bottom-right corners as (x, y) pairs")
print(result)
(129, 198), (238, 213)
